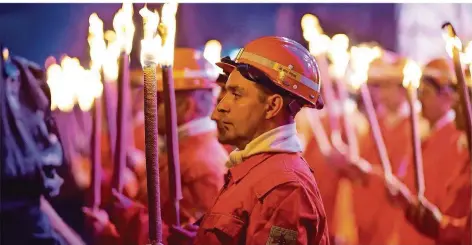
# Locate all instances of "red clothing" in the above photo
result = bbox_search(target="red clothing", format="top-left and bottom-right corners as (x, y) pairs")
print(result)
(303, 116), (340, 235)
(104, 131), (227, 244)
(194, 153), (330, 245)
(145, 131), (227, 225)
(222, 144), (235, 154)
(438, 158), (471, 245)
(398, 121), (469, 245)
(353, 116), (416, 245)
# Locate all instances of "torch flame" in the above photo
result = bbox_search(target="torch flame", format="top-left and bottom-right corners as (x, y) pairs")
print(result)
(327, 34), (350, 79)
(140, 5), (162, 67)
(113, 3), (135, 55)
(301, 13), (323, 42)
(348, 45), (383, 89)
(77, 68), (103, 111)
(402, 59), (422, 89)
(203, 39), (223, 75)
(88, 13), (107, 71)
(47, 55), (102, 112)
(102, 30), (120, 82)
(46, 64), (63, 111)
(463, 41), (472, 65)
(300, 13), (329, 56)
(2, 47), (9, 61)
(160, 2), (178, 66)
(444, 35), (463, 58)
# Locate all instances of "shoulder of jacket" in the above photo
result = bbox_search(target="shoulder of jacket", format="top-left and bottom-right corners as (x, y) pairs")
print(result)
(252, 170), (300, 201)
(252, 154), (309, 200)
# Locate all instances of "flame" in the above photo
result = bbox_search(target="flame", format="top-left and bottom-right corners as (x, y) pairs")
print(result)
(46, 64), (63, 111)
(203, 39), (223, 75)
(443, 31), (463, 58)
(348, 45), (382, 89)
(140, 5), (162, 67)
(300, 13), (329, 56)
(88, 13), (107, 71)
(327, 34), (350, 79)
(308, 34), (331, 57)
(160, 2), (178, 66)
(102, 30), (120, 82)
(463, 41), (472, 65)
(2, 47), (9, 61)
(301, 13), (323, 42)
(47, 55), (102, 112)
(113, 3), (135, 54)
(402, 59), (422, 89)
(77, 69), (103, 111)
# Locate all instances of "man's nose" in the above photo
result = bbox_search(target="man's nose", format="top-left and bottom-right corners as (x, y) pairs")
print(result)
(211, 94), (230, 121)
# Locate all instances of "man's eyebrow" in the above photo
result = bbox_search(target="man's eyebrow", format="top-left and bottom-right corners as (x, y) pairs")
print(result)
(226, 84), (245, 93)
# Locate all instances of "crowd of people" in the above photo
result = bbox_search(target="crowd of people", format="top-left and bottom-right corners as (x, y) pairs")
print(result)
(1, 30), (471, 245)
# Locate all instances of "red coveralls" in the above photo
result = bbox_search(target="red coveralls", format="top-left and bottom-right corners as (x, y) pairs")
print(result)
(194, 152), (330, 245)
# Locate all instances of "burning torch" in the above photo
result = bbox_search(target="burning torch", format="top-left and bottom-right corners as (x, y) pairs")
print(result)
(158, 2), (183, 227)
(112, 3), (135, 193)
(140, 5), (164, 244)
(349, 45), (393, 177)
(402, 59), (425, 198)
(442, 23), (472, 151)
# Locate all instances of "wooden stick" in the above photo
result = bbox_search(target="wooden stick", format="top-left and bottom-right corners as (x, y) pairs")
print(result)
(161, 65), (183, 226)
(40, 196), (86, 245)
(442, 23), (472, 151)
(90, 96), (102, 209)
(359, 84), (392, 175)
(143, 64), (163, 244)
(112, 52), (130, 193)
(406, 86), (425, 197)
(335, 78), (359, 157)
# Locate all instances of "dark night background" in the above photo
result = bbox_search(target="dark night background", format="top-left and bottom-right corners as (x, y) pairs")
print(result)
(0, 3), (398, 69)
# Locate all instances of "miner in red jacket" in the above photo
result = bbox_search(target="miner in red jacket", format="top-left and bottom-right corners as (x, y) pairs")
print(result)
(170, 36), (330, 245)
(84, 48), (228, 245)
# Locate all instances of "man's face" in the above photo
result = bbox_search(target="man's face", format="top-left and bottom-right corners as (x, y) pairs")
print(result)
(211, 70), (267, 148)
(418, 81), (444, 121)
(370, 82), (406, 112)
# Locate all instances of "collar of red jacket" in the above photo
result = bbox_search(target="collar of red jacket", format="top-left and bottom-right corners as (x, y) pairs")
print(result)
(228, 153), (275, 183)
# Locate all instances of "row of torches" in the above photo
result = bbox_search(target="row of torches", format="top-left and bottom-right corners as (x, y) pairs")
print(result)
(44, 6), (472, 244)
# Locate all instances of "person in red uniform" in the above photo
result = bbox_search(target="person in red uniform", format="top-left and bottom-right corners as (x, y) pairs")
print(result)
(169, 36), (330, 245)
(381, 65), (471, 245)
(84, 48), (228, 245)
(351, 51), (429, 245)
(389, 57), (469, 244)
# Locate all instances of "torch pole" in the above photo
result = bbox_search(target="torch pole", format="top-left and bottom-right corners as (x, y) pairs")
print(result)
(90, 96), (102, 210)
(161, 65), (182, 226)
(112, 52), (130, 193)
(143, 64), (163, 244)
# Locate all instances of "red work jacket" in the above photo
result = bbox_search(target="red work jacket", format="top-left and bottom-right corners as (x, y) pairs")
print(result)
(194, 152), (330, 245)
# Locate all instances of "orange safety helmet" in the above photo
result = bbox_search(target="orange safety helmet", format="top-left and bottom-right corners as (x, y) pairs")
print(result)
(216, 36), (324, 110)
(130, 48), (218, 92)
(367, 50), (406, 86)
(421, 57), (456, 87)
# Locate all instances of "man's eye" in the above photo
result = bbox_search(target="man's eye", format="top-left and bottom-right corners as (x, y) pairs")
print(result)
(232, 92), (241, 98)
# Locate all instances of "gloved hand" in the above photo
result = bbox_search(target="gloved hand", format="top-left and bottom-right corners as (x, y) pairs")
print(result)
(404, 197), (442, 239)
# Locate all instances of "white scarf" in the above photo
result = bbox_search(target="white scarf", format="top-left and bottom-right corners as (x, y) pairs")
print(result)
(226, 123), (303, 168)
(158, 117), (216, 152)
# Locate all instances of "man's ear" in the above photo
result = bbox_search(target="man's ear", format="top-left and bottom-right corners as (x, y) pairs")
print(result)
(264, 94), (284, 119)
